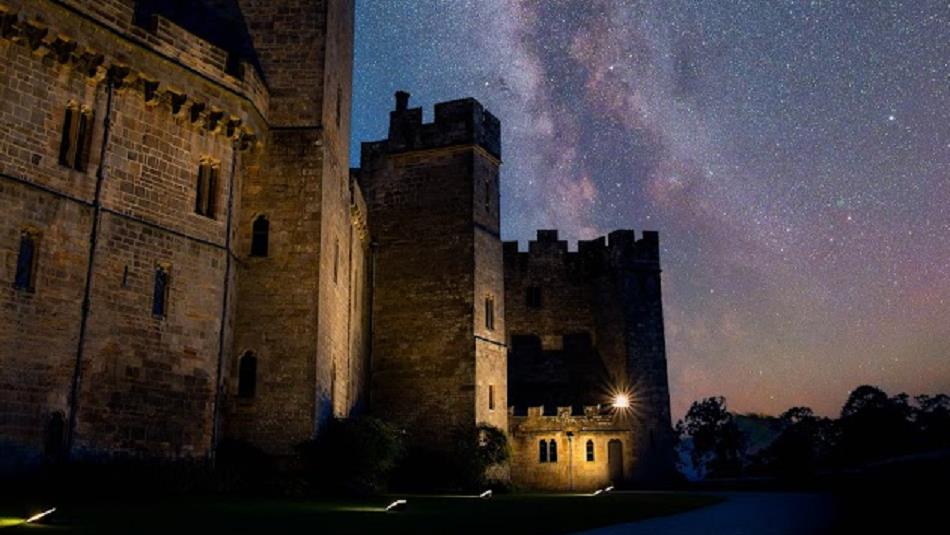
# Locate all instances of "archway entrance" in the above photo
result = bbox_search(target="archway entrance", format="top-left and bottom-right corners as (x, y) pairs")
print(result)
(608, 439), (623, 484)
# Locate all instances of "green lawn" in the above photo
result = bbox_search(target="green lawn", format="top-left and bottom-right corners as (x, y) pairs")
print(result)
(0, 492), (721, 534)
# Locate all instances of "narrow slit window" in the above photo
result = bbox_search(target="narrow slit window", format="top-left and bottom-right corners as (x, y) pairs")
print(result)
(238, 352), (257, 398)
(548, 439), (558, 463)
(485, 296), (495, 331)
(488, 384), (495, 411)
(14, 231), (38, 291)
(333, 239), (340, 284)
(250, 215), (269, 257)
(484, 179), (491, 213)
(195, 161), (219, 218)
(152, 265), (170, 318)
(586, 439), (595, 462)
(539, 440), (548, 463)
(58, 105), (93, 172)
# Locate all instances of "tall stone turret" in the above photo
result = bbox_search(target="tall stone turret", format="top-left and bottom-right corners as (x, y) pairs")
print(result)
(357, 92), (507, 452)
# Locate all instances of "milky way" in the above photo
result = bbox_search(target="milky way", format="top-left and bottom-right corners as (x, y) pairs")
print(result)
(350, 0), (950, 418)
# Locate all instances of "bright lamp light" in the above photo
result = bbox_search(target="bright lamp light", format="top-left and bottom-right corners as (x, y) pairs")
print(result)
(612, 394), (630, 409)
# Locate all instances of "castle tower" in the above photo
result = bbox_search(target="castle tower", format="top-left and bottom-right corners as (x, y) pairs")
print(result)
(226, 0), (363, 455)
(357, 92), (508, 451)
(504, 230), (674, 486)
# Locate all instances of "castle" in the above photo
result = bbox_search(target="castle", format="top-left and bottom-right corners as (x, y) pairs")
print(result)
(0, 0), (672, 490)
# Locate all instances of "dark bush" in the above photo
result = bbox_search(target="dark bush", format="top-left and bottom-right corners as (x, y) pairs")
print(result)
(213, 438), (274, 493)
(392, 423), (510, 492)
(297, 416), (405, 496)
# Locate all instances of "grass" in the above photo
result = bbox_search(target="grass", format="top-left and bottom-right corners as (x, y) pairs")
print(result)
(0, 492), (721, 534)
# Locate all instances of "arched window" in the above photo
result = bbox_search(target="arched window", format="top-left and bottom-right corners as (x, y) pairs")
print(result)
(14, 231), (38, 291)
(586, 439), (595, 462)
(238, 352), (257, 398)
(152, 265), (170, 318)
(548, 439), (558, 463)
(250, 215), (269, 257)
(538, 440), (547, 463)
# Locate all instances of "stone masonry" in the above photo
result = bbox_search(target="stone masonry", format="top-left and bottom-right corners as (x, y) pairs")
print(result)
(356, 93), (507, 449)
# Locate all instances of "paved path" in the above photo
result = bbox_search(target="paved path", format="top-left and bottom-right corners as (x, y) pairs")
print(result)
(574, 492), (836, 535)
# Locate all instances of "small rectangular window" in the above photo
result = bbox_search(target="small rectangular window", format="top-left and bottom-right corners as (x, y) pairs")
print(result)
(484, 179), (491, 213)
(484, 296), (495, 331)
(526, 286), (542, 309)
(58, 105), (93, 172)
(152, 265), (170, 318)
(14, 231), (39, 292)
(488, 385), (495, 411)
(195, 161), (218, 219)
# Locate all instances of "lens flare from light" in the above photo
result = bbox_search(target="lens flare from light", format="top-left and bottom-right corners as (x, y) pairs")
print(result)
(612, 394), (631, 409)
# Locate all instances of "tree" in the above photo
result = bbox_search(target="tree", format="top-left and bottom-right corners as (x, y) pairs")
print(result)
(677, 396), (744, 478)
(841, 385), (890, 418)
(757, 406), (825, 479)
(914, 394), (950, 449)
(836, 385), (918, 464)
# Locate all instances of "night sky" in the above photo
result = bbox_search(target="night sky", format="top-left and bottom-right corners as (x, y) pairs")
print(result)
(350, 1), (949, 419)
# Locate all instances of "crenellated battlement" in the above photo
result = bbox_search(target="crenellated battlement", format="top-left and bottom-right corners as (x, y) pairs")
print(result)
(509, 405), (612, 418)
(361, 91), (501, 162)
(507, 405), (627, 432)
(0, 1), (261, 149)
(503, 229), (660, 275)
(4, 0), (270, 122)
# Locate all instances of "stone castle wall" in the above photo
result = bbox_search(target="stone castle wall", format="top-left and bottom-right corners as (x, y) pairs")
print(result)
(0, 0), (262, 466)
(0, 0), (368, 465)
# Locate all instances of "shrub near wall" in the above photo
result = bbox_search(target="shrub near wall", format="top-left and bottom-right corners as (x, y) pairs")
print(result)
(297, 417), (406, 496)
(392, 424), (511, 492)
